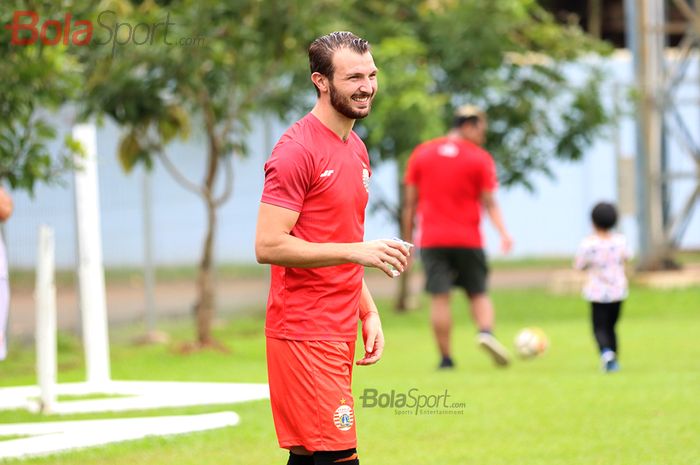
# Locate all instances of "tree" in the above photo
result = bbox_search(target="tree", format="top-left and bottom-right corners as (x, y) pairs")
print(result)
(79, 0), (334, 348)
(79, 0), (614, 323)
(337, 0), (612, 310)
(420, 0), (612, 187)
(358, 35), (448, 311)
(0, 2), (83, 194)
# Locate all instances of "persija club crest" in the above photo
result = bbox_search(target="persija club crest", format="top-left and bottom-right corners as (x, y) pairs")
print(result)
(333, 400), (354, 431)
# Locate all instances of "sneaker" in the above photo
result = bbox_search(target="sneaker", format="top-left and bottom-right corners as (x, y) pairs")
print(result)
(601, 349), (619, 373)
(476, 333), (510, 366)
(438, 356), (454, 369)
(606, 359), (620, 372)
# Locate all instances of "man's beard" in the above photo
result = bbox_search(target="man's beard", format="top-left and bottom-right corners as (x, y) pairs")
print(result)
(329, 81), (373, 120)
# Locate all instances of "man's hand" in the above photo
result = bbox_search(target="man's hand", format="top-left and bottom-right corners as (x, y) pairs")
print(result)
(349, 240), (410, 278)
(500, 233), (513, 254)
(356, 312), (384, 366)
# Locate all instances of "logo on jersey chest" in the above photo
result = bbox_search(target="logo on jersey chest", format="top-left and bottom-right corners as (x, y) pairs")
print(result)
(438, 142), (459, 157)
(317, 165), (369, 193)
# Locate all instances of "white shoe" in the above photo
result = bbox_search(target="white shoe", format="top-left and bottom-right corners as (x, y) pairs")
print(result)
(601, 350), (618, 373)
(477, 333), (511, 366)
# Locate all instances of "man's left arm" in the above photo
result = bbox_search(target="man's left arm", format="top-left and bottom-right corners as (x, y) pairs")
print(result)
(480, 153), (512, 254)
(356, 279), (384, 366)
(482, 190), (513, 254)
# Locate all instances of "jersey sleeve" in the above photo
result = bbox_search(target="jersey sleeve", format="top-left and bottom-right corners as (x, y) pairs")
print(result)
(361, 142), (372, 178)
(404, 147), (421, 186)
(481, 151), (498, 192)
(261, 140), (314, 212)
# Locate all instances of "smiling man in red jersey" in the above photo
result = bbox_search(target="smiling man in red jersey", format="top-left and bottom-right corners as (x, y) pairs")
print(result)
(255, 31), (411, 465)
(402, 105), (514, 370)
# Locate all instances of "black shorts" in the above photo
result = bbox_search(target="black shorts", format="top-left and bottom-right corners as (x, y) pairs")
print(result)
(420, 247), (489, 295)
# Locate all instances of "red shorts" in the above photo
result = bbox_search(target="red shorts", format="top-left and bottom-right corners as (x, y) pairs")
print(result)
(266, 337), (357, 451)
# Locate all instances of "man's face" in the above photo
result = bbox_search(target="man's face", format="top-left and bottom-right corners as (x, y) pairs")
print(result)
(463, 118), (488, 146)
(473, 119), (488, 145)
(327, 48), (378, 120)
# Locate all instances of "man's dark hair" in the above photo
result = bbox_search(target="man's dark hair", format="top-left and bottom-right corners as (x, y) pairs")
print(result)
(452, 115), (481, 128)
(452, 105), (486, 129)
(591, 202), (618, 230)
(308, 31), (370, 96)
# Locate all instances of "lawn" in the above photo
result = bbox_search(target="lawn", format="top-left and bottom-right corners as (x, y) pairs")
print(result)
(1, 285), (699, 465)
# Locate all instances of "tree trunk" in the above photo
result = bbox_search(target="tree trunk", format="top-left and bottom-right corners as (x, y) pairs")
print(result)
(195, 195), (217, 345)
(394, 174), (413, 312)
(194, 97), (222, 347)
(395, 267), (412, 312)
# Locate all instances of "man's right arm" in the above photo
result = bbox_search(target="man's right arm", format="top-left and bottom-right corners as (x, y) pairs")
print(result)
(255, 202), (409, 277)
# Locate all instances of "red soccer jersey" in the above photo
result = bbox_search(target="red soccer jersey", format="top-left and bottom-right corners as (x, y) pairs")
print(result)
(404, 136), (497, 248)
(261, 113), (371, 342)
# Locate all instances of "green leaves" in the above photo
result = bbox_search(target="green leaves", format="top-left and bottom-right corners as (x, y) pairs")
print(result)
(290, 0), (613, 190)
(80, 0), (329, 170)
(0, 1), (85, 194)
(0, 118), (71, 195)
(363, 35), (447, 167)
(1, 0), (612, 194)
(324, 0), (613, 188)
(482, 60), (610, 189)
(117, 130), (145, 173)
(158, 105), (191, 144)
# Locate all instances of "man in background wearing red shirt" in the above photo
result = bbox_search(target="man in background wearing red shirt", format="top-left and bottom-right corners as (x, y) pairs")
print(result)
(402, 105), (513, 369)
(255, 31), (410, 465)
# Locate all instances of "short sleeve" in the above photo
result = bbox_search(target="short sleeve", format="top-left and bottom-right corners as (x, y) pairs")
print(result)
(573, 240), (590, 270)
(356, 138), (372, 178)
(619, 235), (633, 261)
(261, 141), (313, 212)
(481, 152), (498, 192)
(404, 147), (421, 186)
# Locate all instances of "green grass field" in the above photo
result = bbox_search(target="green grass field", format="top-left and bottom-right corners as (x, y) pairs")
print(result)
(1, 285), (699, 464)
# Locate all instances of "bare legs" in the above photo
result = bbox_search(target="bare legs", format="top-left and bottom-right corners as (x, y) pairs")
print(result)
(430, 293), (452, 358)
(469, 293), (493, 333)
(430, 291), (509, 366)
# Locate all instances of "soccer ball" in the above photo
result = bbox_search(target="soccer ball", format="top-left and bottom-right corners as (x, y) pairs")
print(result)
(514, 327), (548, 359)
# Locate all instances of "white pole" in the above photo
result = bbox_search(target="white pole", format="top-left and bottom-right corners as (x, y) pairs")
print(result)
(35, 225), (57, 414)
(143, 170), (156, 334)
(72, 122), (111, 387)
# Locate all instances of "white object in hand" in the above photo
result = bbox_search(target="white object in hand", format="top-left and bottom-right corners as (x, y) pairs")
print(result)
(392, 237), (414, 249)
